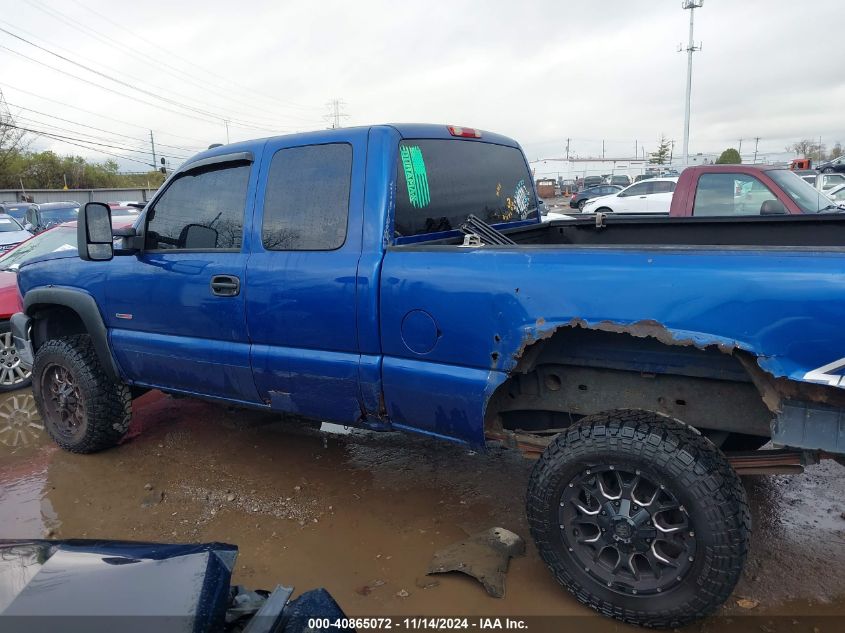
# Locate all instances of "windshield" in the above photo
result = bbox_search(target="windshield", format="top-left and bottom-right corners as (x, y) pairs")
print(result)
(0, 217), (24, 232)
(767, 169), (838, 213)
(0, 226), (76, 271)
(2, 206), (28, 222)
(40, 206), (79, 224)
(394, 139), (537, 237)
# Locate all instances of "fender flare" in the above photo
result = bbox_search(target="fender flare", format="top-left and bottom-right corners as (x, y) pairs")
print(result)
(23, 287), (121, 382)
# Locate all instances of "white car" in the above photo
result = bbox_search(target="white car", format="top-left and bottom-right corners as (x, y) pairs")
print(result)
(582, 177), (679, 214)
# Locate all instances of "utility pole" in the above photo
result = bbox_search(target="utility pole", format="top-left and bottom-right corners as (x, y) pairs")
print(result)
(680, 0), (703, 166)
(602, 140), (605, 159)
(819, 135), (823, 162)
(738, 138), (743, 157)
(670, 140), (675, 164)
(224, 120), (230, 144)
(635, 139), (638, 159)
(565, 138), (570, 160)
(753, 137), (760, 163)
(149, 130), (157, 169)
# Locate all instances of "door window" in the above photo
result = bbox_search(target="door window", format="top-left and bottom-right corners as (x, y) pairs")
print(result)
(619, 182), (650, 197)
(652, 180), (676, 193)
(692, 173), (779, 216)
(262, 143), (352, 250)
(145, 162), (250, 250)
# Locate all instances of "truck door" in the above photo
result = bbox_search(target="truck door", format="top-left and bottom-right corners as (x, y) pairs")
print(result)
(246, 131), (368, 423)
(103, 153), (260, 403)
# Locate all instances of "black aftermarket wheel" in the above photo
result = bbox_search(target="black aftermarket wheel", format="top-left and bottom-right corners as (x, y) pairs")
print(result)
(527, 410), (750, 628)
(32, 334), (131, 453)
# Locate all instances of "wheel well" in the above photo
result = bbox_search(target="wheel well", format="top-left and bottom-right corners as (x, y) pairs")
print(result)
(29, 304), (88, 351)
(485, 326), (773, 442)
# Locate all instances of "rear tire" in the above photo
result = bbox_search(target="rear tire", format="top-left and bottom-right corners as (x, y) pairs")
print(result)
(823, 167), (834, 173)
(595, 207), (612, 213)
(527, 409), (750, 628)
(32, 335), (131, 453)
(578, 199), (587, 211)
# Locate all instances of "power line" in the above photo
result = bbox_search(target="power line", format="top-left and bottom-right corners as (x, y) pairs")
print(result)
(5, 122), (186, 162)
(6, 123), (165, 168)
(10, 113), (193, 160)
(4, 100), (200, 153)
(20, 0), (325, 123)
(0, 81), (211, 145)
(67, 0), (320, 114)
(0, 31), (306, 133)
(0, 15), (321, 127)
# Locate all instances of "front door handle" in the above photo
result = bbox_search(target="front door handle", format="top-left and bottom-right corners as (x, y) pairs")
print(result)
(210, 274), (240, 297)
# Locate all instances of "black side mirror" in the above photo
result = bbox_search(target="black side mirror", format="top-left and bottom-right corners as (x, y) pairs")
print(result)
(760, 199), (788, 215)
(78, 202), (114, 261)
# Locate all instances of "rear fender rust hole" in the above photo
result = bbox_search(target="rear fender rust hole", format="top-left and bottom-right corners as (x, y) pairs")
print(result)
(491, 352), (500, 362)
(544, 374), (562, 391)
(577, 384), (588, 391)
(494, 334), (501, 342)
(675, 399), (687, 406)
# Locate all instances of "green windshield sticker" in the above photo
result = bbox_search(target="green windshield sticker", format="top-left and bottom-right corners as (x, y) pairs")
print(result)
(400, 145), (431, 208)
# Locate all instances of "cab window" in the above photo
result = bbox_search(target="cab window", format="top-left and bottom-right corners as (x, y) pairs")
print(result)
(693, 173), (780, 216)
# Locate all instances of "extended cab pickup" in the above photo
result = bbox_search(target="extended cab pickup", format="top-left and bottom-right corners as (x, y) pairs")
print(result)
(584, 164), (842, 216)
(11, 124), (845, 628)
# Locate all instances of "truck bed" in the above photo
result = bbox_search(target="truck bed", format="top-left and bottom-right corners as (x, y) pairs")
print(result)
(412, 213), (845, 248)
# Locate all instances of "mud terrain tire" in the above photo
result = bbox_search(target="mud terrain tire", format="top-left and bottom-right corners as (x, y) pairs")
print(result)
(527, 409), (750, 628)
(32, 335), (131, 453)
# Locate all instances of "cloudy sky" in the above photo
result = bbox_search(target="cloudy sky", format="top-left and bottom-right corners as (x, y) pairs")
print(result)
(1, 0), (842, 170)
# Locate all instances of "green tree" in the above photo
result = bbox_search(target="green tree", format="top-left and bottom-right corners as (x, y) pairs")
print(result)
(716, 148), (741, 164)
(829, 142), (842, 160)
(649, 134), (671, 165)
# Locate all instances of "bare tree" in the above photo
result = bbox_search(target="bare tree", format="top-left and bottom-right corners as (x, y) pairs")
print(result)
(786, 139), (825, 162)
(0, 105), (30, 184)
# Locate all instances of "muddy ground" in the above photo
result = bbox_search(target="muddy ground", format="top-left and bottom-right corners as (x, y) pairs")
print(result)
(2, 387), (845, 630)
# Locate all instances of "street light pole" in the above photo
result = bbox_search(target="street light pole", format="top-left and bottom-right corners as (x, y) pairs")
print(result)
(680, 1), (703, 167)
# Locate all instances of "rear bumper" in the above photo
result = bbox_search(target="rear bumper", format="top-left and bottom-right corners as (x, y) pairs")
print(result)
(773, 400), (845, 456)
(10, 312), (33, 370)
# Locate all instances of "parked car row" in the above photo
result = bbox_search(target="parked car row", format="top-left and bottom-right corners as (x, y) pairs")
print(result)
(574, 165), (844, 216)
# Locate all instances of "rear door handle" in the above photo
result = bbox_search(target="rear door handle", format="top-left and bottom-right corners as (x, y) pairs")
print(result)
(210, 274), (240, 297)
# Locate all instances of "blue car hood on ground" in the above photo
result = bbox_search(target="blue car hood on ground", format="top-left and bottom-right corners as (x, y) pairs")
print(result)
(0, 539), (349, 633)
(0, 230), (32, 247)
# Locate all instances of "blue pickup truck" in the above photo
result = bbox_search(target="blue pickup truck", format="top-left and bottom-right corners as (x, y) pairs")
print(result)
(11, 124), (845, 627)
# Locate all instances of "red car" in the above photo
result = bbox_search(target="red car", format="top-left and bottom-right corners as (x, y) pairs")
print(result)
(0, 217), (135, 391)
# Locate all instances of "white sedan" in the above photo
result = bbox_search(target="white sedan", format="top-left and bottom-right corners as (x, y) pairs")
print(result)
(582, 177), (679, 214)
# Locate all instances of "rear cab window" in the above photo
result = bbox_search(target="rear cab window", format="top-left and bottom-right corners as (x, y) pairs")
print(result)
(394, 139), (537, 241)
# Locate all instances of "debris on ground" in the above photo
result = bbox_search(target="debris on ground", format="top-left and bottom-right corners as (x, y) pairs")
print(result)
(736, 597), (760, 609)
(426, 527), (525, 598)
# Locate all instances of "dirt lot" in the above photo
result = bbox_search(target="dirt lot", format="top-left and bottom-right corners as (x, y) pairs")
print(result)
(2, 387), (845, 629)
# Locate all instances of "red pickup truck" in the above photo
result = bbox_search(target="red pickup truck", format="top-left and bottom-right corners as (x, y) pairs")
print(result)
(669, 164), (840, 216)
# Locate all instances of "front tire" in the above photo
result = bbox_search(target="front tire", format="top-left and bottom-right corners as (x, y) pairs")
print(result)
(527, 410), (750, 628)
(32, 335), (131, 453)
(823, 167), (834, 173)
(578, 199), (587, 211)
(595, 207), (613, 213)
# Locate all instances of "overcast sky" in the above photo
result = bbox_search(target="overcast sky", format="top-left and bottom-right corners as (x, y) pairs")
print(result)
(1, 0), (842, 171)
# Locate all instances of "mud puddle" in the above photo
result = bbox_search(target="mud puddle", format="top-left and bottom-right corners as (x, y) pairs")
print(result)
(1, 388), (844, 626)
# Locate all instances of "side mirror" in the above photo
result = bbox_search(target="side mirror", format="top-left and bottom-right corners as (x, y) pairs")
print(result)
(180, 224), (218, 249)
(78, 202), (114, 261)
(760, 199), (788, 215)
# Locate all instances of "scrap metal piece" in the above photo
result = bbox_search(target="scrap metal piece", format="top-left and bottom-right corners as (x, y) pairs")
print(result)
(427, 528), (525, 598)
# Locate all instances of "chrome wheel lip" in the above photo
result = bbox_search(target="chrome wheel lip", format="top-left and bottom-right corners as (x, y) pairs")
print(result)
(559, 464), (696, 596)
(0, 330), (30, 387)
